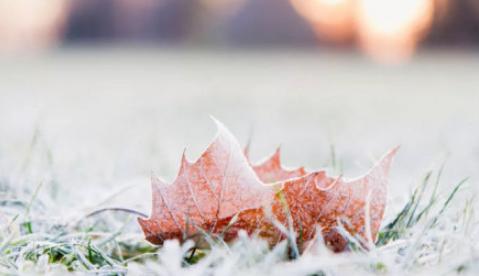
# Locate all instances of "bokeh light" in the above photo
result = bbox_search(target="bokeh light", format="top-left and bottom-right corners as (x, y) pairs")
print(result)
(290, 0), (355, 42)
(0, 0), (69, 53)
(356, 0), (434, 63)
(290, 0), (436, 62)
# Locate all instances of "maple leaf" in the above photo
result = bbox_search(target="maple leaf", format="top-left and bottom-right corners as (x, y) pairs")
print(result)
(138, 119), (274, 244)
(138, 119), (397, 252)
(250, 147), (306, 183)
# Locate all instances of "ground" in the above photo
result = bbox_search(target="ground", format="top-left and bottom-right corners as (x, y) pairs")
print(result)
(0, 48), (478, 275)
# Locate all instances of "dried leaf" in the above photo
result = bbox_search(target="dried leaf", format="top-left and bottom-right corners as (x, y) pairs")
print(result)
(138, 119), (397, 252)
(251, 148), (306, 183)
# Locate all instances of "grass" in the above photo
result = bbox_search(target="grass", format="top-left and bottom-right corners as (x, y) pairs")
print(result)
(0, 149), (474, 276)
(0, 131), (475, 275)
(1, 48), (478, 275)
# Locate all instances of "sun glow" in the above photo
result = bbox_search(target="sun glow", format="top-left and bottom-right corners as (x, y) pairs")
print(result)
(0, 0), (69, 53)
(356, 0), (434, 63)
(290, 0), (355, 42)
(291, 0), (435, 63)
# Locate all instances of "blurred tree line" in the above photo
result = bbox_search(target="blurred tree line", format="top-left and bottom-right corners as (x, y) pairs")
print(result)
(64, 0), (479, 46)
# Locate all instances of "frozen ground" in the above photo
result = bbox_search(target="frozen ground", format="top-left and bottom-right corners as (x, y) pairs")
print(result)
(0, 48), (478, 275)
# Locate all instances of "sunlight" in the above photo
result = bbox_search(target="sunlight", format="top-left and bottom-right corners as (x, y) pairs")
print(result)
(356, 0), (434, 63)
(0, 0), (68, 52)
(290, 0), (354, 42)
(290, 0), (435, 62)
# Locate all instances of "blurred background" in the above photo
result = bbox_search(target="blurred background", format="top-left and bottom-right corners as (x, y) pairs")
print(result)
(1, 0), (479, 62)
(1, 0), (479, 215)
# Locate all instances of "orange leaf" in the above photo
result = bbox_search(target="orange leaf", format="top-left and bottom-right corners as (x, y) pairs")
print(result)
(138, 119), (397, 252)
(251, 147), (306, 183)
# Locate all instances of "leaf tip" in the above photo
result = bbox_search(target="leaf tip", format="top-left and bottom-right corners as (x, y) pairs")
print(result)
(210, 116), (226, 132)
(376, 146), (400, 172)
(151, 174), (167, 188)
(138, 217), (164, 244)
(178, 149), (191, 175)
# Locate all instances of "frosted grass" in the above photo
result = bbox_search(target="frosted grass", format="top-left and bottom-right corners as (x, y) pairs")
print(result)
(1, 49), (478, 275)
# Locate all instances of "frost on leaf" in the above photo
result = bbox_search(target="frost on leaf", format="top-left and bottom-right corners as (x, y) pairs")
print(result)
(250, 147), (306, 183)
(138, 119), (274, 244)
(138, 120), (397, 252)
